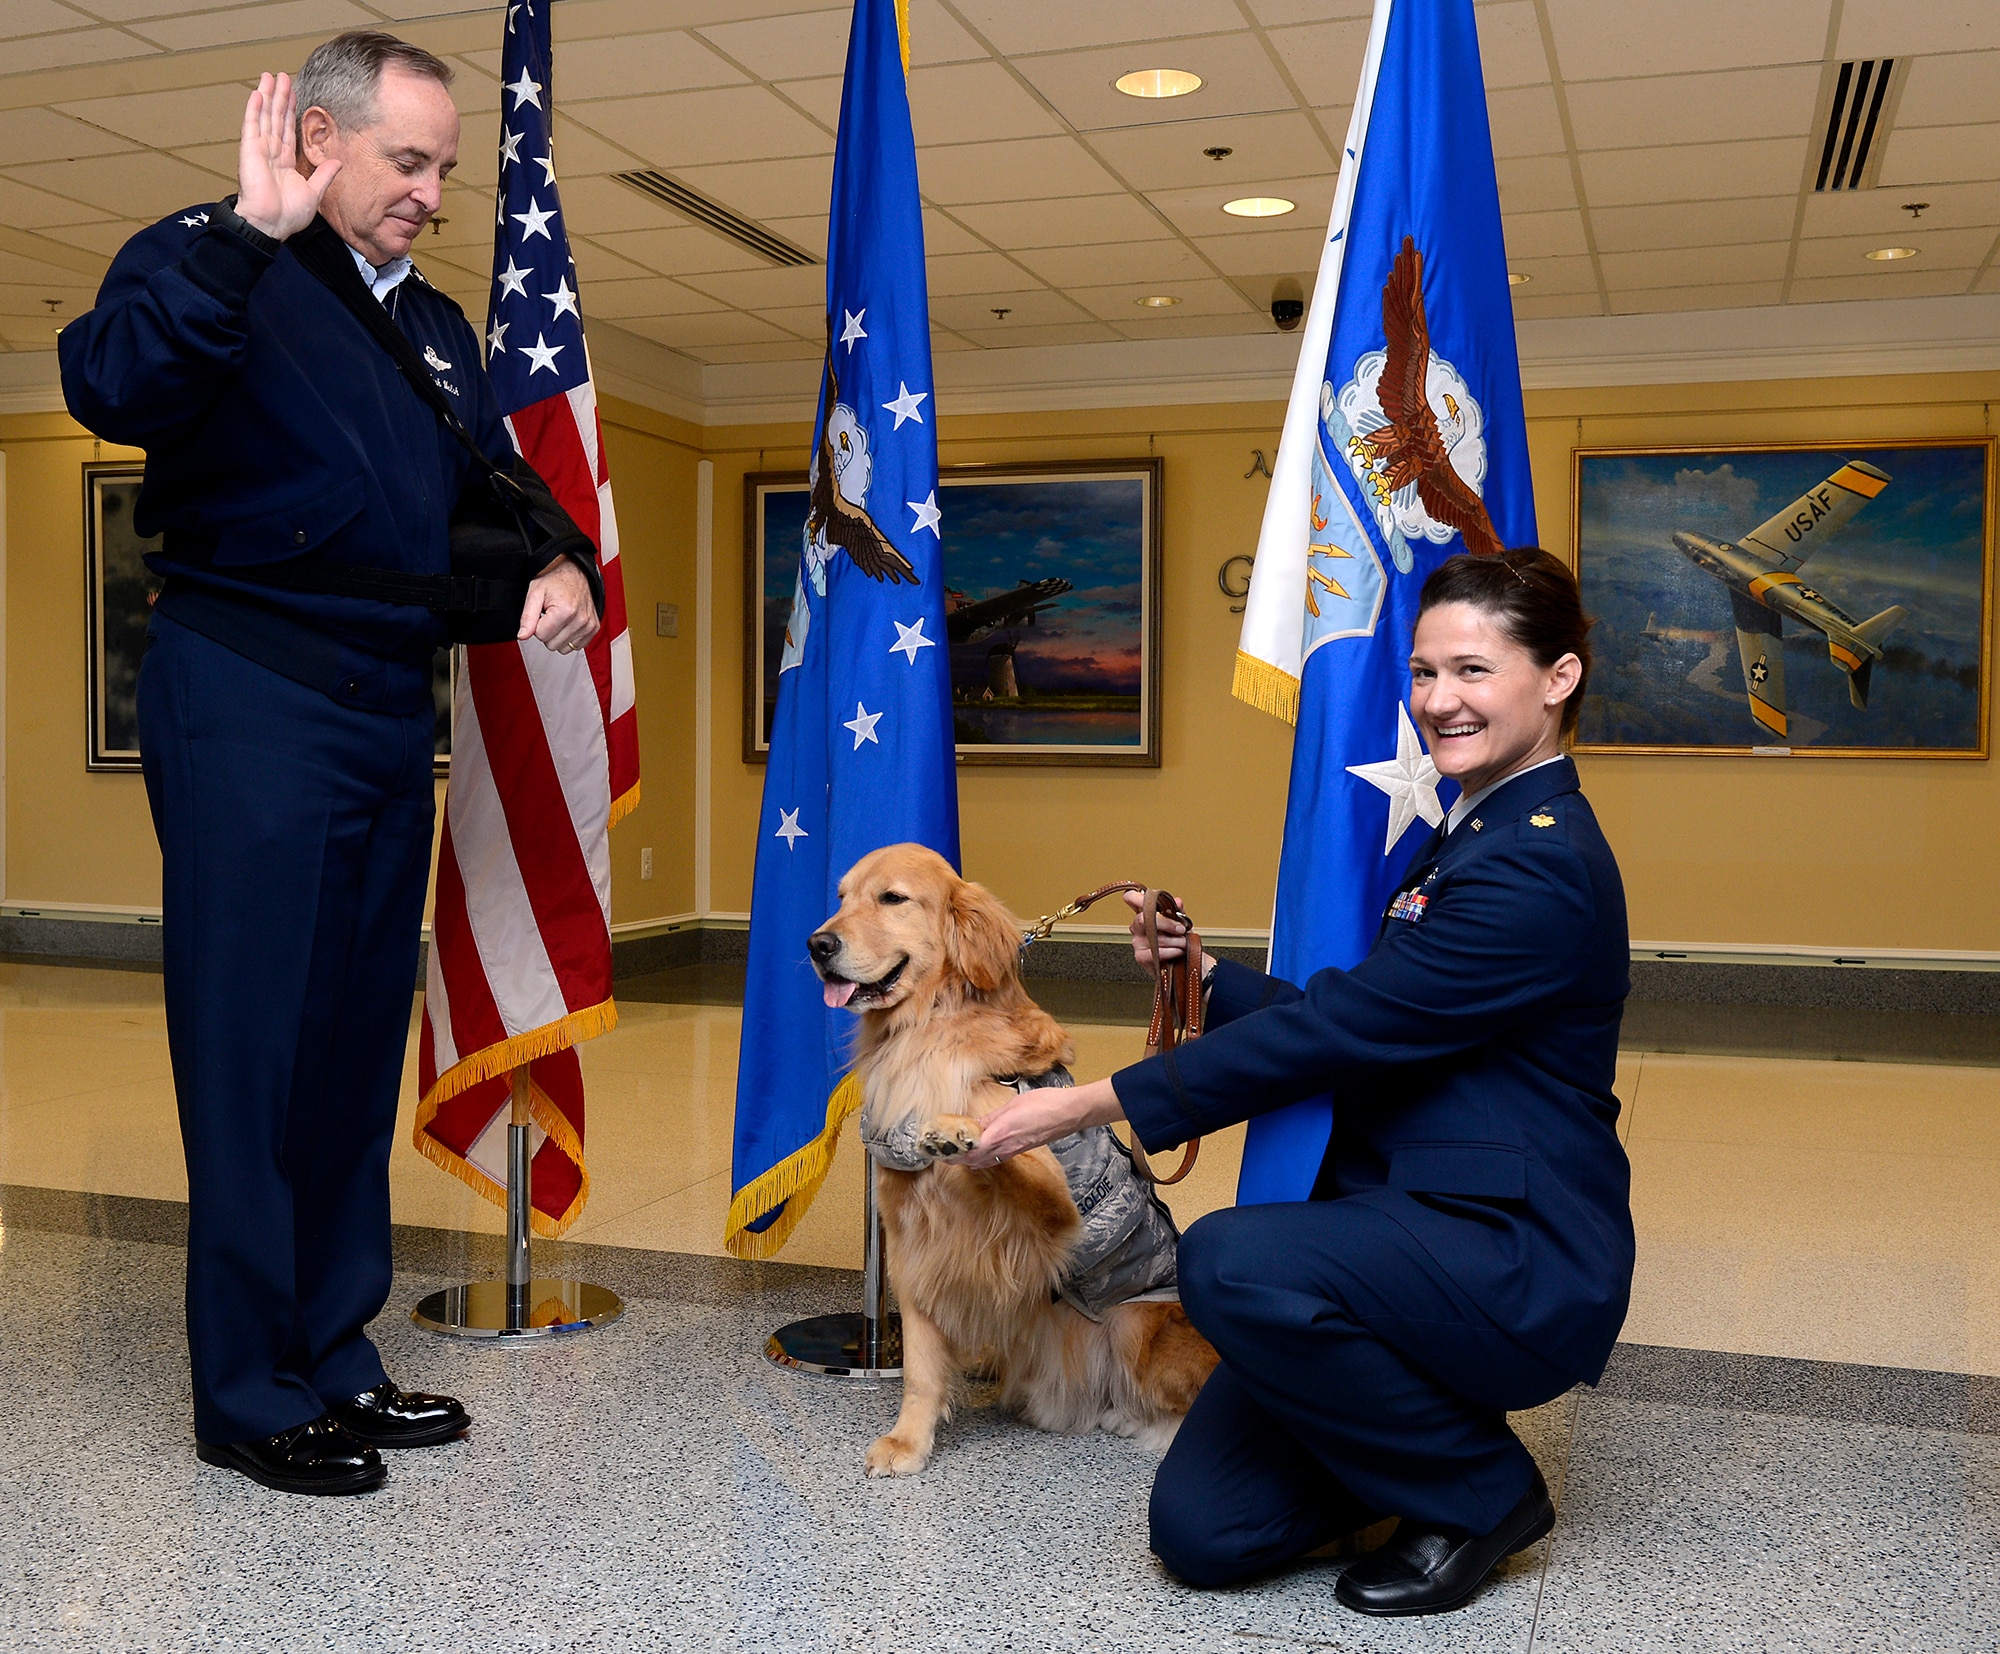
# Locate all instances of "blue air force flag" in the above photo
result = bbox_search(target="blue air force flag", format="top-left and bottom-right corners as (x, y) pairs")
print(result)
(726, 0), (959, 1258)
(1232, 0), (1538, 1204)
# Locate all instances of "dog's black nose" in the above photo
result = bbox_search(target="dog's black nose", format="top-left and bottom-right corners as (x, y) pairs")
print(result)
(808, 931), (841, 965)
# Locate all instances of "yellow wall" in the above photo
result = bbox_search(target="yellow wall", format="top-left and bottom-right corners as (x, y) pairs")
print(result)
(9, 367), (1999, 954)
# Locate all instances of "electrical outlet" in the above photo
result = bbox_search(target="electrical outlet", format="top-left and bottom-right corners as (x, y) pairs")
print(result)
(640, 847), (654, 880)
(656, 602), (679, 638)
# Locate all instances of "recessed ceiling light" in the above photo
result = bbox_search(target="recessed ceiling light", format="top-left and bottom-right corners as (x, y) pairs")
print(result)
(1864, 245), (1917, 261)
(1507, 272), (1531, 286)
(1223, 196), (1295, 218)
(1115, 68), (1202, 99)
(1135, 294), (1180, 307)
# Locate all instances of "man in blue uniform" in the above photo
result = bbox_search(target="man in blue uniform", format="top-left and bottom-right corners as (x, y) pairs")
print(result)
(59, 33), (601, 1496)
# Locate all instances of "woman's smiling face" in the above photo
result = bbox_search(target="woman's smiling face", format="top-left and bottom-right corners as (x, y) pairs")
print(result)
(1409, 600), (1580, 800)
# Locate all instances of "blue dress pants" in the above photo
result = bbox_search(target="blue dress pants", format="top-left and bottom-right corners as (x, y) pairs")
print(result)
(1149, 1196), (1574, 1587)
(138, 616), (437, 1444)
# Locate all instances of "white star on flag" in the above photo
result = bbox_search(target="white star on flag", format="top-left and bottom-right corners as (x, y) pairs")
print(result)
(890, 618), (935, 663)
(775, 807), (807, 849)
(535, 154), (556, 187)
(496, 257), (531, 299)
(506, 2), (520, 32)
(882, 382), (927, 429)
(487, 318), (508, 354)
(512, 198), (556, 241)
(504, 67), (542, 109)
(840, 309), (867, 351)
(1346, 702), (1444, 855)
(521, 332), (565, 375)
(544, 276), (579, 320)
(843, 703), (883, 748)
(907, 491), (942, 536)
(498, 127), (523, 166)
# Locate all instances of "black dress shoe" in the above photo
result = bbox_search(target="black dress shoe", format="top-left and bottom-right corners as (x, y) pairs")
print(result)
(1335, 1470), (1555, 1617)
(329, 1380), (469, 1448)
(196, 1416), (385, 1496)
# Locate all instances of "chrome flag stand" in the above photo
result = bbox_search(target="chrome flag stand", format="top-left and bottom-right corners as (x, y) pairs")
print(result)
(764, 1159), (902, 1379)
(413, 1069), (624, 1340)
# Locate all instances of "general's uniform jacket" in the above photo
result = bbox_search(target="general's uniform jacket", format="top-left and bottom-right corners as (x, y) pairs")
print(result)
(1115, 757), (1635, 1384)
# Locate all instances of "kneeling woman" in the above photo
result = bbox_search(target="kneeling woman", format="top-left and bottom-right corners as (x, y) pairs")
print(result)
(965, 548), (1632, 1618)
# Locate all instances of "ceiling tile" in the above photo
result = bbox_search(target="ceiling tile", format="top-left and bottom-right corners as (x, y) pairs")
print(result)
(905, 0), (986, 67)
(549, 116), (644, 177)
(129, 0), (378, 53)
(1976, 266), (2000, 296)
(472, 31), (748, 102)
(674, 154), (832, 218)
(37, 219), (143, 255)
(1787, 268), (1978, 304)
(169, 141), (242, 181)
(1577, 138), (1806, 207)
(622, 310), (797, 348)
(1495, 152), (1577, 214)
(1085, 110), (1335, 191)
(1877, 123), (2000, 190)
(694, 7), (850, 79)
(0, 172), (119, 229)
(756, 212), (828, 261)
(1, 314), (69, 347)
(1486, 84), (1566, 159)
(1791, 225), (1996, 280)
(1508, 292), (1605, 320)
(908, 60), (1065, 145)
(2, 26), (153, 71)
(683, 338), (823, 363)
(1501, 208), (1589, 260)
(6, 150), (229, 219)
(1547, 0), (1830, 81)
(1110, 308), (1270, 340)
(1607, 280), (1782, 314)
(0, 0), (95, 37)
(917, 209), (986, 256)
(567, 86), (833, 169)
(1896, 51), (2000, 130)
(1589, 196), (1799, 253)
(949, 193), (1172, 250)
(1012, 35), (1296, 133)
(951, 319), (1124, 349)
(757, 303), (838, 339)
(72, 0), (274, 19)
(1, 284), (99, 326)
(1187, 225), (1328, 277)
(677, 262), (828, 309)
(950, 0), (1244, 56)
(916, 135), (1119, 203)
(1265, 18), (1371, 107)
(58, 83), (251, 150)
(1504, 253), (1599, 296)
(555, 173), (690, 236)
(1475, 3), (1551, 91)
(1798, 181), (2000, 239)
(1244, 0), (1372, 24)
(1598, 240), (1789, 287)
(1065, 276), (1253, 321)
(1011, 239), (1209, 288)
(1145, 174), (1335, 236)
(0, 247), (102, 285)
(772, 75), (843, 128)
(590, 223), (774, 277)
(1566, 65), (1821, 152)
(926, 250), (1044, 296)
(928, 288), (1090, 329)
(1838, 0), (2000, 59)
(443, 62), (503, 115)
(566, 237), (664, 284)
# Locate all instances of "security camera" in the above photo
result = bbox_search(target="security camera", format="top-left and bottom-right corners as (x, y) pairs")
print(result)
(1270, 276), (1304, 332)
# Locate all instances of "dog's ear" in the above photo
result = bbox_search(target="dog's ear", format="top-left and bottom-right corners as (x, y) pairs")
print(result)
(947, 878), (1020, 994)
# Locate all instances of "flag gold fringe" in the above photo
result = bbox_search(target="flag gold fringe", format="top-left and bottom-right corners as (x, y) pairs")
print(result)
(419, 997), (619, 1112)
(412, 1064), (594, 1239)
(723, 1071), (864, 1260)
(1232, 650), (1301, 724)
(609, 779), (640, 828)
(894, 0), (910, 71)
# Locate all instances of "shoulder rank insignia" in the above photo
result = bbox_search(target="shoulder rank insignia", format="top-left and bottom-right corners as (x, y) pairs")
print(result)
(1387, 890), (1429, 924)
(1530, 812), (1556, 827)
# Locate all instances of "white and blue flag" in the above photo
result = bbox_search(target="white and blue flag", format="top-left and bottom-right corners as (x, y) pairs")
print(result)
(1232, 0), (1537, 1204)
(727, 0), (959, 1257)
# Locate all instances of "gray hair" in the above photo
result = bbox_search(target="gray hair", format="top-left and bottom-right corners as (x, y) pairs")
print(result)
(295, 30), (453, 137)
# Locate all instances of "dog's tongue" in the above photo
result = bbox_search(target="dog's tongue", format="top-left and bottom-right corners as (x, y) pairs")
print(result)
(823, 978), (858, 1009)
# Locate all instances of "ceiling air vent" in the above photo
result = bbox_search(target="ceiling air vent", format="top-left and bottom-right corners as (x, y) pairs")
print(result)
(1813, 58), (1906, 191)
(610, 170), (817, 267)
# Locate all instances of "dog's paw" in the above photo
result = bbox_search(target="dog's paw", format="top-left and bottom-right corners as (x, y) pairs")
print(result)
(916, 1118), (982, 1160)
(864, 1433), (931, 1478)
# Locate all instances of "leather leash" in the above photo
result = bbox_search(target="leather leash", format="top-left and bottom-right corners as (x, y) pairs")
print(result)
(1020, 882), (1203, 1186)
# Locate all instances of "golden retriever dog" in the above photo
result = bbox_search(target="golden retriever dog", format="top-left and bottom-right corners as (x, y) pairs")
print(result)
(808, 842), (1217, 1478)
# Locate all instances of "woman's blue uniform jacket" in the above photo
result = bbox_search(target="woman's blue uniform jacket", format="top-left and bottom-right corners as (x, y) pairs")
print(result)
(58, 202), (520, 711)
(1115, 758), (1635, 1385)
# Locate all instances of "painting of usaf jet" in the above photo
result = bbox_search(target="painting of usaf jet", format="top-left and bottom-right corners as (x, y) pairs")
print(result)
(1670, 459), (1906, 741)
(943, 577), (1073, 644)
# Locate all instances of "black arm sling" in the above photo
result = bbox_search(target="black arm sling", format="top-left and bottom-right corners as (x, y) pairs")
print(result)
(233, 217), (601, 645)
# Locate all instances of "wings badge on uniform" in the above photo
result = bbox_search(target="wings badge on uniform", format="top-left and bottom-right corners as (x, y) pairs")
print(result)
(805, 354), (918, 593)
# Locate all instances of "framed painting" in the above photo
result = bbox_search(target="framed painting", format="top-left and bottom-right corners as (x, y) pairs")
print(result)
(744, 459), (1163, 766)
(85, 462), (454, 773)
(1569, 440), (1994, 757)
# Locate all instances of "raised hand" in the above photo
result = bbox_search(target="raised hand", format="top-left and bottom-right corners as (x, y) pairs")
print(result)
(236, 72), (339, 241)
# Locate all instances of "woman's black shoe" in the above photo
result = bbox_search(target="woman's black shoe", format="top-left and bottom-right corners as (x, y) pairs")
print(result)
(1334, 1470), (1555, 1617)
(195, 1416), (385, 1495)
(330, 1380), (470, 1448)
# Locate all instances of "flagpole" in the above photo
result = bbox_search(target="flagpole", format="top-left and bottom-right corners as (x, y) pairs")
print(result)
(412, 1064), (626, 1340)
(763, 1160), (903, 1380)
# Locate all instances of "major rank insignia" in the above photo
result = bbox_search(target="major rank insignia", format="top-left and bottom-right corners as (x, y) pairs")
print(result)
(1530, 812), (1555, 827)
(1387, 890), (1429, 924)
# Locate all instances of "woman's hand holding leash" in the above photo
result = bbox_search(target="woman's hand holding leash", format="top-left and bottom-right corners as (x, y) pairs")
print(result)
(960, 1076), (1124, 1169)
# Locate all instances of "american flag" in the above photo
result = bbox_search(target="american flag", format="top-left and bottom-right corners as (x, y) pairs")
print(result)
(413, 0), (637, 1234)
